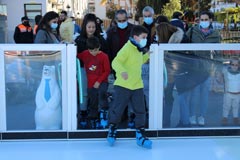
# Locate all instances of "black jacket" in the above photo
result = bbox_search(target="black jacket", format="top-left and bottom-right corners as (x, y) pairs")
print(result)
(106, 23), (134, 63)
(14, 24), (33, 43)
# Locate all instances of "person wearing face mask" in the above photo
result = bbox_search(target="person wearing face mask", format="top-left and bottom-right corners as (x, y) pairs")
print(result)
(106, 9), (135, 64)
(107, 25), (152, 149)
(14, 16), (33, 43)
(106, 9), (135, 128)
(142, 6), (155, 50)
(133, 6), (155, 129)
(34, 11), (60, 44)
(186, 11), (221, 127)
(75, 13), (109, 129)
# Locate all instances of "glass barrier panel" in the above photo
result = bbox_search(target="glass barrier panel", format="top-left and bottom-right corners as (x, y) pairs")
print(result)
(5, 50), (62, 130)
(163, 49), (240, 128)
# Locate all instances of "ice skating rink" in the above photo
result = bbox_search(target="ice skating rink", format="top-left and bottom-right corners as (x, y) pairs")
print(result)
(0, 137), (239, 160)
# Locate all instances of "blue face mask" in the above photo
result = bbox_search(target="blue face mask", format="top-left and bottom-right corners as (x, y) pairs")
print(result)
(199, 21), (210, 29)
(139, 38), (147, 48)
(117, 21), (128, 29)
(144, 17), (153, 25)
(51, 23), (58, 29)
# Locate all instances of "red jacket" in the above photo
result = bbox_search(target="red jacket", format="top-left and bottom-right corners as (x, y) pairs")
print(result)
(77, 50), (111, 88)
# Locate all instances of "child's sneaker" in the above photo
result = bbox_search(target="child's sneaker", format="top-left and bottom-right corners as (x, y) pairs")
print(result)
(198, 116), (205, 126)
(189, 116), (197, 125)
(221, 117), (228, 126)
(100, 109), (108, 128)
(233, 117), (239, 125)
(136, 128), (152, 149)
(107, 124), (117, 146)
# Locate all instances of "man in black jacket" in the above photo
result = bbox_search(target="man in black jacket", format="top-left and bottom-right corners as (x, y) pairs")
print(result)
(106, 9), (134, 64)
(14, 16), (33, 43)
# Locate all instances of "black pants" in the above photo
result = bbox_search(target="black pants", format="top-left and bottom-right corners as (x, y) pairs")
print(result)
(87, 82), (108, 119)
(109, 86), (146, 128)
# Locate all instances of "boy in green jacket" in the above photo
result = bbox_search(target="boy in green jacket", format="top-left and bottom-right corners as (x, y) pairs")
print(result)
(107, 25), (152, 149)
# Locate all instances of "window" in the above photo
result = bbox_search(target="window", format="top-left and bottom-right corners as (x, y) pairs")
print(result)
(24, 3), (42, 20)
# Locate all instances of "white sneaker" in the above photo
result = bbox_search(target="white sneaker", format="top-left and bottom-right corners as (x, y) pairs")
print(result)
(198, 116), (205, 126)
(189, 116), (197, 125)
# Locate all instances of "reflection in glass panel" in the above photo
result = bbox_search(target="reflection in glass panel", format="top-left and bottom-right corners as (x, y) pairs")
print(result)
(5, 50), (62, 130)
(164, 50), (240, 128)
(0, 5), (7, 43)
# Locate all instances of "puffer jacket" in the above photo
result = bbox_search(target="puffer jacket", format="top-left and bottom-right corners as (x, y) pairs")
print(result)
(59, 18), (74, 43)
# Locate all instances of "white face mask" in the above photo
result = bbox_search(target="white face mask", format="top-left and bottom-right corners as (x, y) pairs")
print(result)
(199, 21), (210, 29)
(73, 21), (76, 24)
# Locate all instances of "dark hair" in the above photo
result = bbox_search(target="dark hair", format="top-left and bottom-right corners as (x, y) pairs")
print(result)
(35, 15), (42, 24)
(37, 11), (59, 32)
(96, 17), (103, 24)
(61, 10), (68, 16)
(87, 36), (100, 49)
(155, 15), (169, 24)
(172, 11), (183, 19)
(130, 25), (149, 37)
(156, 22), (177, 43)
(115, 9), (128, 20)
(200, 11), (213, 19)
(80, 13), (101, 38)
(96, 17), (103, 32)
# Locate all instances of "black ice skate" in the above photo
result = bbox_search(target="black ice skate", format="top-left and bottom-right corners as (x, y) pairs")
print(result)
(78, 110), (88, 129)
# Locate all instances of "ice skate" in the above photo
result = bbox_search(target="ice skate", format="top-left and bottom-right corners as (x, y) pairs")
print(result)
(128, 121), (135, 129)
(136, 128), (152, 149)
(128, 113), (135, 129)
(90, 119), (101, 129)
(100, 109), (108, 128)
(107, 124), (117, 146)
(78, 110), (88, 129)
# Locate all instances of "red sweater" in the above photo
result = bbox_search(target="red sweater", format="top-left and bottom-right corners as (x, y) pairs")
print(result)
(77, 50), (111, 88)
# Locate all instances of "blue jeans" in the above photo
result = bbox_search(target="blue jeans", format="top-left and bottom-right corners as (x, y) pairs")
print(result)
(190, 77), (210, 117)
(178, 90), (191, 125)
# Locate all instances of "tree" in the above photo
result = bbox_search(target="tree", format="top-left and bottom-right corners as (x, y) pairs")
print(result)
(135, 0), (169, 19)
(106, 2), (117, 19)
(162, 0), (181, 19)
